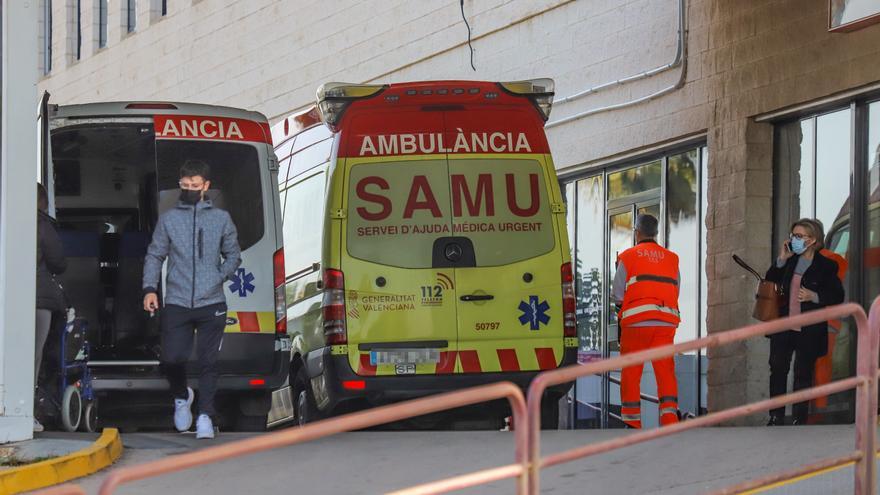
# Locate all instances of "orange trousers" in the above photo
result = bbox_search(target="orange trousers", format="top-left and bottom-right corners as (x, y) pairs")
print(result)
(620, 325), (679, 429)
(812, 329), (838, 410)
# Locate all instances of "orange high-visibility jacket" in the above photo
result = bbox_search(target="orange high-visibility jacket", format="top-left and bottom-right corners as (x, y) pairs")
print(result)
(617, 241), (681, 326)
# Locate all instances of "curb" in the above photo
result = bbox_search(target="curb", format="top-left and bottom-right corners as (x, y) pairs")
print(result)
(0, 428), (123, 494)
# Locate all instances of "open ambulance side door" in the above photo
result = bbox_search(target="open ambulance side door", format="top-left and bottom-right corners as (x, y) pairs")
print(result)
(37, 91), (56, 216)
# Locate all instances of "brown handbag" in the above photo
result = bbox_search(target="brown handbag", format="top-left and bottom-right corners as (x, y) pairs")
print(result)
(733, 255), (781, 321)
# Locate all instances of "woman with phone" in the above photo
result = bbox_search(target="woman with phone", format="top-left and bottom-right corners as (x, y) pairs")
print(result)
(765, 218), (844, 426)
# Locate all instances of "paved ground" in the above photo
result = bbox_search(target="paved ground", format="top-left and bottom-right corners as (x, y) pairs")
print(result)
(35, 424), (864, 494)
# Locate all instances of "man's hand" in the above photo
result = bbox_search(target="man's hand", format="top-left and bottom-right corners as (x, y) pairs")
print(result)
(143, 293), (159, 314)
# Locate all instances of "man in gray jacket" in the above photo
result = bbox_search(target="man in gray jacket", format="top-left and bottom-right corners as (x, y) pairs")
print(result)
(143, 160), (241, 439)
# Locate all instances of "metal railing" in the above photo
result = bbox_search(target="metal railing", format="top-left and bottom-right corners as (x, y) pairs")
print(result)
(525, 301), (880, 495)
(94, 381), (528, 495)
(32, 300), (880, 495)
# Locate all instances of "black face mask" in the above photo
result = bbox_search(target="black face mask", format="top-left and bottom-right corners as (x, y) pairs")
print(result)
(179, 189), (202, 205)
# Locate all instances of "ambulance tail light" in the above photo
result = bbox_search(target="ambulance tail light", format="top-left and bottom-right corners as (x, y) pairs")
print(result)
(125, 103), (179, 110)
(322, 269), (347, 345)
(561, 262), (577, 338)
(316, 83), (388, 129)
(498, 78), (555, 122)
(273, 248), (287, 334)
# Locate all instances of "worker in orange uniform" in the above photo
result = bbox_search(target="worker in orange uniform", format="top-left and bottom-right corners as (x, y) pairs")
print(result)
(612, 214), (681, 428)
(811, 245), (847, 414)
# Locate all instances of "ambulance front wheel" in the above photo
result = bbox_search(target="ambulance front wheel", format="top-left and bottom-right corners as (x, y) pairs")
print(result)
(292, 367), (319, 426)
(61, 385), (82, 432)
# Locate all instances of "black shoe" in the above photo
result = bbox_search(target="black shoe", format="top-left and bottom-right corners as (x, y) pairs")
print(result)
(767, 416), (784, 426)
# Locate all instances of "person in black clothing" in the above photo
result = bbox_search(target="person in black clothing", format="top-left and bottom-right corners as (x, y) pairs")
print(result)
(765, 218), (844, 426)
(35, 183), (67, 432)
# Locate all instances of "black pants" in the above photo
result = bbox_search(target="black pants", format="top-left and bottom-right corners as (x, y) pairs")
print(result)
(769, 332), (819, 422)
(160, 303), (226, 416)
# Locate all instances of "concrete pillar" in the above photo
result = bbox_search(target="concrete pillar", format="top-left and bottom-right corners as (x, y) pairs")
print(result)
(0, 0), (39, 442)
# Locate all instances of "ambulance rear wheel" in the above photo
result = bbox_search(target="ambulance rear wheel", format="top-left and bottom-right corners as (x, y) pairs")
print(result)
(61, 385), (82, 432)
(292, 368), (319, 426)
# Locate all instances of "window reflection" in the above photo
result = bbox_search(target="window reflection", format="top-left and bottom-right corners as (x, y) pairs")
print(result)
(607, 161), (661, 200)
(867, 102), (880, 304)
(816, 110), (852, 240)
(666, 150), (699, 345)
(575, 176), (604, 353)
(607, 211), (633, 331)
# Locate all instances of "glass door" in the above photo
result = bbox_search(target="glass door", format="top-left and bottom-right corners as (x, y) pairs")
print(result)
(604, 200), (662, 427)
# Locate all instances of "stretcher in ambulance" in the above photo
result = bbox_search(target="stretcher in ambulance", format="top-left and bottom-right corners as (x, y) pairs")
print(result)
(273, 80), (576, 427)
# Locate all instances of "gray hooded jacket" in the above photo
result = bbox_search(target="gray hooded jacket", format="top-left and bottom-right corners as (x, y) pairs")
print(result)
(143, 200), (241, 309)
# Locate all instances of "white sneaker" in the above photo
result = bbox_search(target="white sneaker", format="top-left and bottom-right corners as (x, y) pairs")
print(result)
(173, 387), (194, 432)
(196, 414), (215, 439)
(33, 418), (44, 433)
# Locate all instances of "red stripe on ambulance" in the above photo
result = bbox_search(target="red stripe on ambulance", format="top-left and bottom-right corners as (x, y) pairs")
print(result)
(497, 349), (521, 372)
(435, 351), (457, 374)
(358, 354), (377, 376)
(154, 115), (272, 144)
(535, 348), (557, 370)
(458, 350), (482, 373)
(237, 312), (260, 332)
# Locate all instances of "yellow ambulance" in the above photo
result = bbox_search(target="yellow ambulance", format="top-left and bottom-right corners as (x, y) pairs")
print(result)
(273, 79), (576, 427)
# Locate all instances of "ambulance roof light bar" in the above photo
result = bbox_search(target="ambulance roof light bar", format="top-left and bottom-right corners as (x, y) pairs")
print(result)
(316, 82), (388, 129)
(498, 78), (555, 121)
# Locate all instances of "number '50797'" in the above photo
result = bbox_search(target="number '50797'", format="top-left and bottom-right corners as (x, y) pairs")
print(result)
(475, 322), (500, 331)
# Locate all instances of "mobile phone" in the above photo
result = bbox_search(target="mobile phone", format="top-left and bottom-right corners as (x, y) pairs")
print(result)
(784, 241), (791, 252)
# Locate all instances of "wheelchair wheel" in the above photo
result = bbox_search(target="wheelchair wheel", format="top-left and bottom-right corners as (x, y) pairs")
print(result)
(61, 385), (82, 432)
(81, 400), (99, 433)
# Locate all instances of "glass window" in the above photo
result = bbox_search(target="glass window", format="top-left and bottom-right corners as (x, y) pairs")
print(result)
(277, 156), (292, 187)
(274, 136), (295, 162)
(76, 0), (82, 60)
(156, 141), (264, 250)
(607, 209), (633, 329)
(347, 159), (451, 268)
(607, 161), (661, 200)
(575, 176), (605, 352)
(866, 101), (880, 304)
(44, 0), (53, 74)
(282, 173), (324, 277)
(775, 108), (853, 423)
(288, 139), (331, 182)
(347, 158), (554, 268)
(774, 118), (815, 247)
(448, 158), (555, 266)
(98, 0), (108, 48)
(127, 0), (136, 33)
(666, 150), (699, 344)
(816, 109), (852, 238)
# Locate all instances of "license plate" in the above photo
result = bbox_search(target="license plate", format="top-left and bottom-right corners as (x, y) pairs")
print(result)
(370, 349), (440, 366)
(395, 364), (417, 375)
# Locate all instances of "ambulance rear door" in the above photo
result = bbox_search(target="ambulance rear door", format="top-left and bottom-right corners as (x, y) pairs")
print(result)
(340, 109), (459, 377)
(445, 109), (565, 374)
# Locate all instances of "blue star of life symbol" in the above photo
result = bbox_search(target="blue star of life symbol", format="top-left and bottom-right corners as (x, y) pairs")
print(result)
(518, 296), (550, 330)
(229, 268), (255, 297)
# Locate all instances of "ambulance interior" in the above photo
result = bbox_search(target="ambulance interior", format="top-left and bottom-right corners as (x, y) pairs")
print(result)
(49, 122), (264, 361)
(51, 123), (160, 360)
